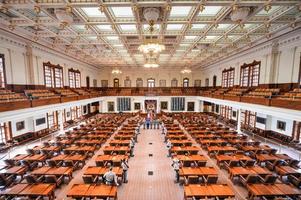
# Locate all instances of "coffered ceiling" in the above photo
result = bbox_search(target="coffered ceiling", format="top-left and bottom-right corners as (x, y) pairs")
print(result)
(0, 0), (300, 70)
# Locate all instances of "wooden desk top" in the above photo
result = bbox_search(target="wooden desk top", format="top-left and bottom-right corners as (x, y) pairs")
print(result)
(65, 146), (96, 152)
(84, 166), (122, 176)
(242, 145), (273, 152)
(275, 166), (301, 176)
(175, 155), (207, 162)
(103, 146), (130, 151)
(207, 146), (237, 152)
(200, 139), (226, 144)
(11, 154), (29, 161)
(180, 167), (217, 176)
(171, 146), (201, 152)
(247, 183), (301, 196)
(51, 154), (86, 161)
(256, 154), (280, 162)
(0, 166), (27, 175)
(229, 166), (272, 176)
(23, 154), (46, 162)
(67, 184), (117, 198)
(95, 155), (128, 162)
(216, 154), (252, 162)
(31, 166), (73, 176)
(1, 183), (55, 196)
(32, 145), (60, 151)
(75, 139), (103, 144)
(275, 154), (294, 161)
(184, 184), (235, 198)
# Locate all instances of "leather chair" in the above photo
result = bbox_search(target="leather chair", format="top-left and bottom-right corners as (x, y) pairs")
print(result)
(288, 174), (301, 188)
(44, 175), (63, 187)
(20, 160), (38, 171)
(82, 175), (98, 184)
(240, 160), (256, 167)
(259, 174), (278, 184)
(24, 174), (43, 184)
(240, 174), (260, 187)
(0, 174), (15, 189)
(204, 175), (218, 184)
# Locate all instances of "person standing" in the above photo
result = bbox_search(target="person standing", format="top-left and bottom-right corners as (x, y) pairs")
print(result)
(130, 138), (135, 157)
(103, 167), (119, 186)
(121, 159), (129, 183)
(171, 157), (181, 183)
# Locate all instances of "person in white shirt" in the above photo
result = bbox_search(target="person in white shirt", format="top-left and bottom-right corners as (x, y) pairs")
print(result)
(166, 139), (172, 157)
(130, 138), (135, 157)
(121, 159), (129, 183)
(171, 157), (181, 183)
(103, 167), (119, 186)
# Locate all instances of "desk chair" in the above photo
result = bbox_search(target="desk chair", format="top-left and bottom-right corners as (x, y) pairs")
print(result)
(259, 174), (278, 184)
(26, 149), (35, 155)
(184, 176), (202, 185)
(240, 174), (260, 187)
(0, 174), (15, 189)
(288, 174), (301, 188)
(266, 160), (287, 171)
(3, 159), (17, 167)
(20, 160), (38, 171)
(44, 175), (64, 187)
(24, 174), (43, 184)
(82, 175), (98, 184)
(240, 160), (256, 167)
(204, 175), (218, 184)
(224, 160), (239, 171)
(46, 159), (62, 167)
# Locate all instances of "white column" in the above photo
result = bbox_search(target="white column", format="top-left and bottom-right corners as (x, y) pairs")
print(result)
(237, 109), (242, 133)
(199, 100), (204, 112)
(58, 110), (64, 134)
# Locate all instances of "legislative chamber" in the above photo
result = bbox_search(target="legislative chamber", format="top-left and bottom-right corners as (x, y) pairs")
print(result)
(0, 1), (300, 200)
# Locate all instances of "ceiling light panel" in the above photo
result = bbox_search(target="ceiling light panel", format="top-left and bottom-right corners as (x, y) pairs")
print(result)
(166, 24), (184, 31)
(170, 6), (192, 17)
(198, 6), (222, 16)
(82, 7), (106, 18)
(111, 7), (134, 18)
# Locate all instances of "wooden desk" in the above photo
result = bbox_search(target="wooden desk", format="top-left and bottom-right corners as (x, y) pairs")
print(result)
(31, 166), (73, 180)
(11, 154), (29, 161)
(95, 155), (128, 163)
(200, 139), (226, 146)
(229, 166), (272, 181)
(207, 146), (237, 155)
(67, 184), (117, 199)
(247, 183), (301, 199)
(103, 146), (130, 155)
(256, 154), (281, 165)
(75, 139), (103, 146)
(23, 154), (46, 163)
(180, 167), (217, 177)
(64, 145), (96, 153)
(171, 140), (193, 146)
(114, 134), (134, 140)
(0, 166), (27, 178)
(32, 145), (60, 152)
(175, 155), (207, 162)
(84, 166), (122, 177)
(51, 154), (86, 165)
(242, 145), (273, 153)
(109, 140), (131, 146)
(1, 183), (56, 200)
(171, 146), (201, 155)
(275, 166), (301, 179)
(216, 154), (253, 166)
(184, 184), (235, 199)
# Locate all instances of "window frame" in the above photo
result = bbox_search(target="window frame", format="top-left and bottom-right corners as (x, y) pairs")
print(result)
(222, 67), (235, 88)
(68, 68), (81, 88)
(113, 78), (119, 87)
(147, 78), (155, 88)
(43, 62), (63, 88)
(0, 54), (7, 88)
(240, 60), (261, 87)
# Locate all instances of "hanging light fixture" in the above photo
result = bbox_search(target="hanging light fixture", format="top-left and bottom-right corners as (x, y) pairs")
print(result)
(144, 56), (159, 68)
(112, 69), (122, 74)
(138, 8), (165, 55)
(181, 68), (192, 74)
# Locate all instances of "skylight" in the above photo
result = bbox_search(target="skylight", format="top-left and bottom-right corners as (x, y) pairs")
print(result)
(256, 6), (279, 16)
(96, 25), (112, 31)
(191, 24), (207, 29)
(73, 25), (86, 31)
(111, 7), (134, 18)
(184, 36), (197, 40)
(82, 7), (106, 18)
(216, 24), (231, 29)
(120, 24), (136, 31)
(170, 6), (192, 17)
(179, 43), (190, 47)
(198, 6), (222, 16)
(206, 36), (217, 40)
(166, 24), (183, 31)
(106, 36), (119, 40)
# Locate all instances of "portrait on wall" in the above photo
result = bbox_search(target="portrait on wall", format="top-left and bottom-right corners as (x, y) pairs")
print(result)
(187, 102), (195, 111)
(134, 103), (141, 110)
(108, 102), (115, 112)
(160, 101), (168, 110)
(16, 121), (25, 131)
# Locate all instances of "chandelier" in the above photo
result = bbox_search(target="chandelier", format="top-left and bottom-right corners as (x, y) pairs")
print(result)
(181, 68), (192, 74)
(139, 7), (165, 66)
(111, 69), (122, 74)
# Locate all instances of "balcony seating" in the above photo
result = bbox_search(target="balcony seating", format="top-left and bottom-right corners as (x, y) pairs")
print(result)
(0, 89), (27, 102)
(278, 88), (301, 100)
(225, 88), (249, 96)
(245, 88), (280, 98)
(212, 88), (230, 95)
(119, 88), (131, 96)
(171, 88), (182, 95)
(72, 89), (90, 95)
(24, 89), (59, 99)
(54, 89), (78, 97)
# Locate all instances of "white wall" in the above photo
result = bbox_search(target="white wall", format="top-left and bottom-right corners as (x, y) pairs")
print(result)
(0, 31), (101, 87)
(270, 117), (294, 136)
(11, 117), (34, 137)
(33, 114), (47, 132)
(198, 30), (301, 87)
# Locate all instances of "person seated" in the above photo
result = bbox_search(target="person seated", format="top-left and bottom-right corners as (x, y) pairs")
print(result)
(103, 166), (119, 186)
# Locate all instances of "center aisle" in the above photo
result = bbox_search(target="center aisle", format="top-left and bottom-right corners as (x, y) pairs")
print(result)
(118, 127), (183, 200)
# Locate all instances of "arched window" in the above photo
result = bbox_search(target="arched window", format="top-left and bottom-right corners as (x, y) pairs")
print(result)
(213, 75), (217, 87)
(124, 77), (131, 87)
(0, 54), (6, 88)
(136, 78), (143, 87)
(113, 78), (119, 87)
(171, 78), (178, 87)
(183, 78), (189, 87)
(147, 78), (155, 87)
